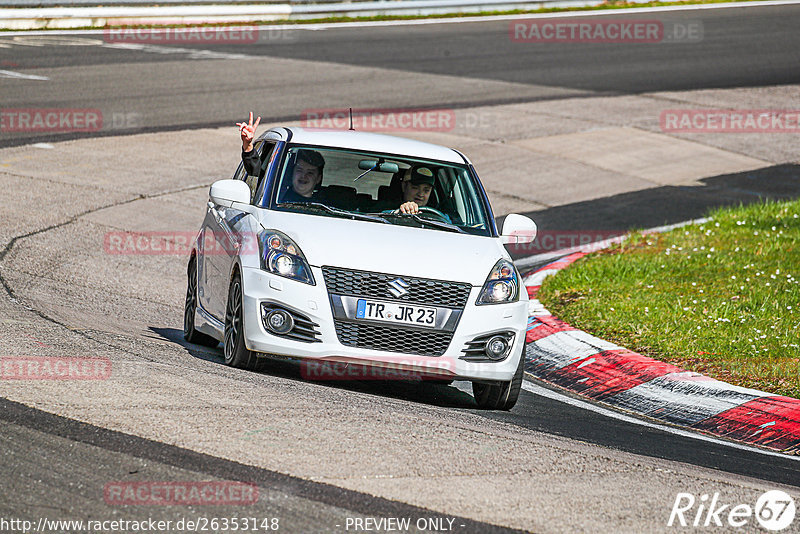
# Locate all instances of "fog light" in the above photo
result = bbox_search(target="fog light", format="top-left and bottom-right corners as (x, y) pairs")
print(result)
(485, 336), (509, 360)
(266, 309), (294, 334)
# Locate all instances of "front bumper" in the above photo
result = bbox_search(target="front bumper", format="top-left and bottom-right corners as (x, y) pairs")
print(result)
(240, 266), (528, 382)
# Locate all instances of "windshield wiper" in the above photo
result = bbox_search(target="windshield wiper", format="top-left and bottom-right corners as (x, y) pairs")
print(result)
(277, 202), (389, 223)
(374, 211), (466, 233)
(408, 214), (466, 233)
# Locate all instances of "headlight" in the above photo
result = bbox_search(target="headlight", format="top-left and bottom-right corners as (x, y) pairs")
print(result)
(476, 259), (519, 305)
(258, 230), (315, 285)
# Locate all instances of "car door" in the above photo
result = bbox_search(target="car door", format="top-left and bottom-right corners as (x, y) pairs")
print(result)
(197, 165), (242, 322)
(202, 140), (276, 320)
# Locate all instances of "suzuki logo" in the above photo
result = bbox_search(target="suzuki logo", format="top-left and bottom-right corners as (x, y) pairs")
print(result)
(388, 278), (410, 298)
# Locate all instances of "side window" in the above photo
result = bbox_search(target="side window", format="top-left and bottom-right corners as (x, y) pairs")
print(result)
(243, 141), (276, 204)
(233, 161), (246, 181)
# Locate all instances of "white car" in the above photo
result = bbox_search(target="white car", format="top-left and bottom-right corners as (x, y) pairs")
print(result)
(184, 127), (537, 409)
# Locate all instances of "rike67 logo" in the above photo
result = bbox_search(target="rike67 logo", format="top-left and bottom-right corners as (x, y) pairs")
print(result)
(668, 490), (796, 531)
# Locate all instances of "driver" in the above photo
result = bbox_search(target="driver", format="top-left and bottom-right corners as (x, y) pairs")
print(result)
(397, 166), (435, 214)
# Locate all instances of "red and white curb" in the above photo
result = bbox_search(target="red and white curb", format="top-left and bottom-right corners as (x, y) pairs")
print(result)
(523, 251), (800, 454)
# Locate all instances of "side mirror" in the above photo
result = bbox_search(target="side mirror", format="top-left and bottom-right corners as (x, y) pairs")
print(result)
(500, 214), (537, 244)
(209, 180), (251, 207)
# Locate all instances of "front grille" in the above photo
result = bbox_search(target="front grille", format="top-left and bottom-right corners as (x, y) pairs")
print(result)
(322, 266), (471, 308)
(334, 321), (452, 356)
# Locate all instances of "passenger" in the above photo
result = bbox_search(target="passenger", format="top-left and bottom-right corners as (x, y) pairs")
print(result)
(281, 149), (325, 203)
(236, 112), (325, 202)
(237, 111), (262, 175)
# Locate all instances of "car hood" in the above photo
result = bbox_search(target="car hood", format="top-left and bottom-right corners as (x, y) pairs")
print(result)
(259, 211), (507, 285)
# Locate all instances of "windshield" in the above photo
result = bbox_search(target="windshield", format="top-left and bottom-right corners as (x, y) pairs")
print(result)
(270, 145), (494, 237)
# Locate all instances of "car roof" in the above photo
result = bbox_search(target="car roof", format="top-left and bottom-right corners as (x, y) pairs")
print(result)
(262, 127), (467, 164)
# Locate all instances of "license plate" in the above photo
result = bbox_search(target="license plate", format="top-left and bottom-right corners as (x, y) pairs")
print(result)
(356, 299), (437, 328)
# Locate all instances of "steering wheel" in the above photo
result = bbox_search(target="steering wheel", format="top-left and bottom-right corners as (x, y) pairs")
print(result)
(416, 206), (449, 221)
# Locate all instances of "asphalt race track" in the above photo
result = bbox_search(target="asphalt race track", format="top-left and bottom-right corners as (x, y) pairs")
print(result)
(1, 3), (799, 532)
(2, 4), (800, 148)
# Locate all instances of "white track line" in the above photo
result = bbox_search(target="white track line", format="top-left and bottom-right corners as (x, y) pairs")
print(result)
(521, 379), (800, 461)
(0, 69), (49, 80)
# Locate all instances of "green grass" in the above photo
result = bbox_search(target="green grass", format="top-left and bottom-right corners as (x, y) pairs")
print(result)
(538, 199), (800, 399)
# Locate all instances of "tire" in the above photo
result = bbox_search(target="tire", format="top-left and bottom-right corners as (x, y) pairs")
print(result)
(224, 272), (263, 371)
(472, 351), (525, 410)
(184, 257), (220, 348)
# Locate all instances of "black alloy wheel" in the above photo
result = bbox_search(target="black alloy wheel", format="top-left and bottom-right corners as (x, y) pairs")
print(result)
(224, 272), (262, 371)
(184, 257), (220, 347)
(472, 350), (525, 410)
